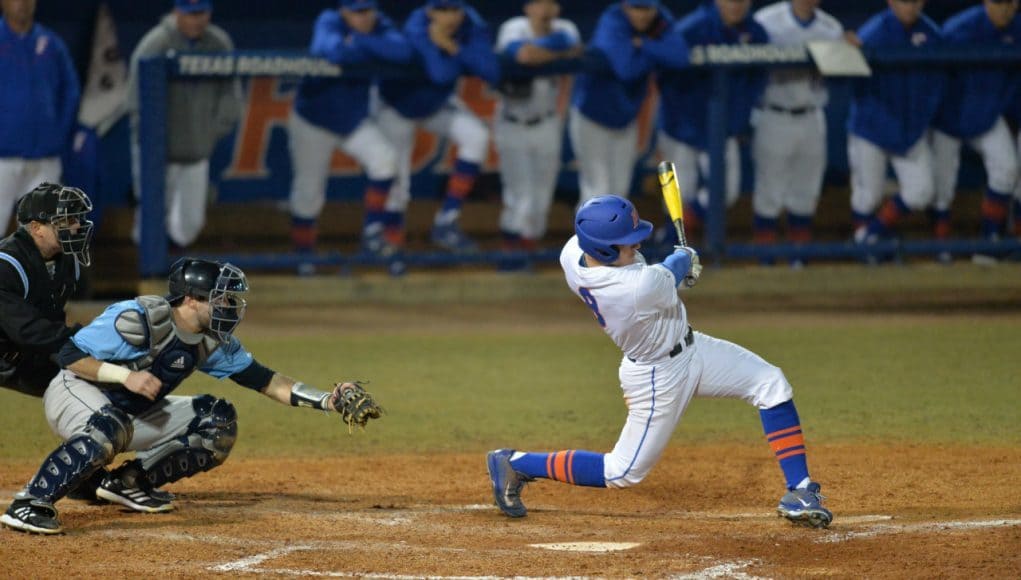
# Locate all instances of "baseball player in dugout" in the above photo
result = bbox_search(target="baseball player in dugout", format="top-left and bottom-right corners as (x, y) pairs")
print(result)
(849, 0), (945, 252)
(931, 0), (1021, 257)
(1, 258), (382, 535)
(488, 196), (832, 529)
(375, 0), (500, 254)
(657, 0), (767, 246)
(494, 0), (582, 260)
(751, 0), (845, 265)
(0, 184), (92, 398)
(571, 0), (687, 206)
(288, 0), (413, 265)
(0, 0), (81, 235)
(127, 0), (241, 251)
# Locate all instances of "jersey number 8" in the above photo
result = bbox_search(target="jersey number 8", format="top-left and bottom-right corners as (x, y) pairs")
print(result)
(578, 288), (606, 328)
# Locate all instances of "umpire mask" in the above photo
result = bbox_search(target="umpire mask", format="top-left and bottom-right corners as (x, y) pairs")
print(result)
(17, 183), (95, 267)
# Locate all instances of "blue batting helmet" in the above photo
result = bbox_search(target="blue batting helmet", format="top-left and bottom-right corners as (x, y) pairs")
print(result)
(575, 195), (653, 264)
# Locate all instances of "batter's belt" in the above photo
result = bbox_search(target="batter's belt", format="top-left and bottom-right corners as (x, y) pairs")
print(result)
(628, 326), (694, 363)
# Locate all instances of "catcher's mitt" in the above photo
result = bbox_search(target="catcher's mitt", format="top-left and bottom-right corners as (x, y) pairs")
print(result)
(331, 382), (383, 433)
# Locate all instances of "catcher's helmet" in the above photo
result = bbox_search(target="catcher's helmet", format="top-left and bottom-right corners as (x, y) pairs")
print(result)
(574, 195), (653, 264)
(167, 258), (249, 342)
(16, 183), (95, 267)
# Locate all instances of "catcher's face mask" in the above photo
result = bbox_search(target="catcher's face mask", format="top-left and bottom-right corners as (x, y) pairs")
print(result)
(207, 263), (248, 342)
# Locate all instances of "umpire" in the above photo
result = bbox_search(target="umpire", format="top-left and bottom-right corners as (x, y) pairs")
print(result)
(0, 182), (93, 397)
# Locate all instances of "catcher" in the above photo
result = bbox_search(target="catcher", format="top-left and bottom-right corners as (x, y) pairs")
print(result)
(1, 258), (382, 535)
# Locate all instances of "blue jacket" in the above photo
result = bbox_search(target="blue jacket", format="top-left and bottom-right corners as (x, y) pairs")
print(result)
(0, 19), (80, 158)
(572, 4), (688, 129)
(294, 10), (413, 135)
(658, 4), (768, 148)
(933, 6), (1021, 139)
(378, 5), (499, 120)
(848, 9), (945, 154)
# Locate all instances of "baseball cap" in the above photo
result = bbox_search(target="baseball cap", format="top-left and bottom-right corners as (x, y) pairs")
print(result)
(340, 0), (377, 9)
(624, 0), (660, 7)
(175, 0), (212, 13)
(427, 0), (465, 9)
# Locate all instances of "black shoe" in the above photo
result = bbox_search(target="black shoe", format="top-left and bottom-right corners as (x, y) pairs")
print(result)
(97, 472), (175, 513)
(1, 498), (62, 534)
(66, 467), (108, 502)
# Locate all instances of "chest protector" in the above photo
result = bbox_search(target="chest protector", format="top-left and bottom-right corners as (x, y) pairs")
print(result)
(114, 295), (221, 374)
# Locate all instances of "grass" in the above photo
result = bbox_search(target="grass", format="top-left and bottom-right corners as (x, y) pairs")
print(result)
(1, 310), (1017, 462)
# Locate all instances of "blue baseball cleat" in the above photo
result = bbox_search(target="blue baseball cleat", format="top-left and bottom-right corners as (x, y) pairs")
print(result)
(431, 222), (478, 253)
(777, 482), (833, 528)
(487, 449), (531, 518)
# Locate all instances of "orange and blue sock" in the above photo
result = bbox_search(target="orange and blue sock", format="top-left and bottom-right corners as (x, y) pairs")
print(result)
(981, 188), (1010, 238)
(760, 400), (810, 490)
(439, 159), (479, 219)
(291, 216), (317, 253)
(509, 450), (606, 488)
(362, 178), (391, 231)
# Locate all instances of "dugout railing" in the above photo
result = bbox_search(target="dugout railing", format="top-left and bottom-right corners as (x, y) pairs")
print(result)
(136, 46), (1021, 277)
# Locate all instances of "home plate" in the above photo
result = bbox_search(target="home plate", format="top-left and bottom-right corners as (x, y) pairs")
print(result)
(529, 542), (642, 553)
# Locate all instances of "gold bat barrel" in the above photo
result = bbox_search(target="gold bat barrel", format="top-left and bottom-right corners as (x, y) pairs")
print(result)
(657, 161), (685, 222)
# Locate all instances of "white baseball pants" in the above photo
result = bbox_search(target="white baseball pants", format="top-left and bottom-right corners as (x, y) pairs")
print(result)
(495, 115), (564, 240)
(752, 108), (827, 218)
(931, 118), (1018, 211)
(375, 100), (489, 213)
(848, 134), (934, 215)
(604, 331), (793, 488)
(0, 157), (62, 235)
(287, 111), (398, 220)
(658, 131), (740, 210)
(131, 143), (210, 247)
(569, 108), (638, 206)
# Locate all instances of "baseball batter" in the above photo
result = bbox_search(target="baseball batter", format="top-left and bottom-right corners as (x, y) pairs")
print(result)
(289, 0), (413, 259)
(849, 1), (945, 246)
(1, 258), (381, 534)
(0, 0), (80, 234)
(376, 0), (500, 252)
(570, 0), (688, 205)
(658, 0), (767, 240)
(752, 1), (844, 254)
(494, 0), (581, 253)
(931, 0), (1021, 248)
(487, 195), (833, 529)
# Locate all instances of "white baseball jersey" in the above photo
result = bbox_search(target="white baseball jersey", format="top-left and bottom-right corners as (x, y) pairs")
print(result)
(496, 17), (579, 121)
(754, 2), (843, 110)
(560, 236), (689, 362)
(560, 235), (794, 488)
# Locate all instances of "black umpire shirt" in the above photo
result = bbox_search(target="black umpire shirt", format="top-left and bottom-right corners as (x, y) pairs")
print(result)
(0, 227), (81, 397)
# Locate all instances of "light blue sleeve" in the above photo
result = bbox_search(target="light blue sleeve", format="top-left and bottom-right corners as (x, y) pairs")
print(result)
(200, 337), (255, 379)
(70, 301), (148, 362)
(656, 249), (693, 288)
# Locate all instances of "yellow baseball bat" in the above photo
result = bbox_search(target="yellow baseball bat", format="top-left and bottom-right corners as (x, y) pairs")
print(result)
(657, 161), (687, 247)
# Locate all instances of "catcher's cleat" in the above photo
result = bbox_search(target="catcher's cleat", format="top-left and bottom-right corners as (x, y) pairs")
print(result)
(1, 498), (63, 535)
(97, 474), (175, 513)
(487, 449), (532, 518)
(431, 222), (478, 253)
(777, 482), (832, 529)
(66, 467), (108, 502)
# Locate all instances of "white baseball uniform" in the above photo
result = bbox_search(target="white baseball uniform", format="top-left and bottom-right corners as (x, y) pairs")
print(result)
(848, 133), (935, 216)
(288, 111), (398, 221)
(375, 99), (489, 214)
(560, 236), (793, 487)
(494, 16), (579, 241)
(130, 144), (210, 248)
(0, 158), (61, 234)
(752, 2), (844, 219)
(931, 118), (1018, 212)
(658, 132), (741, 210)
